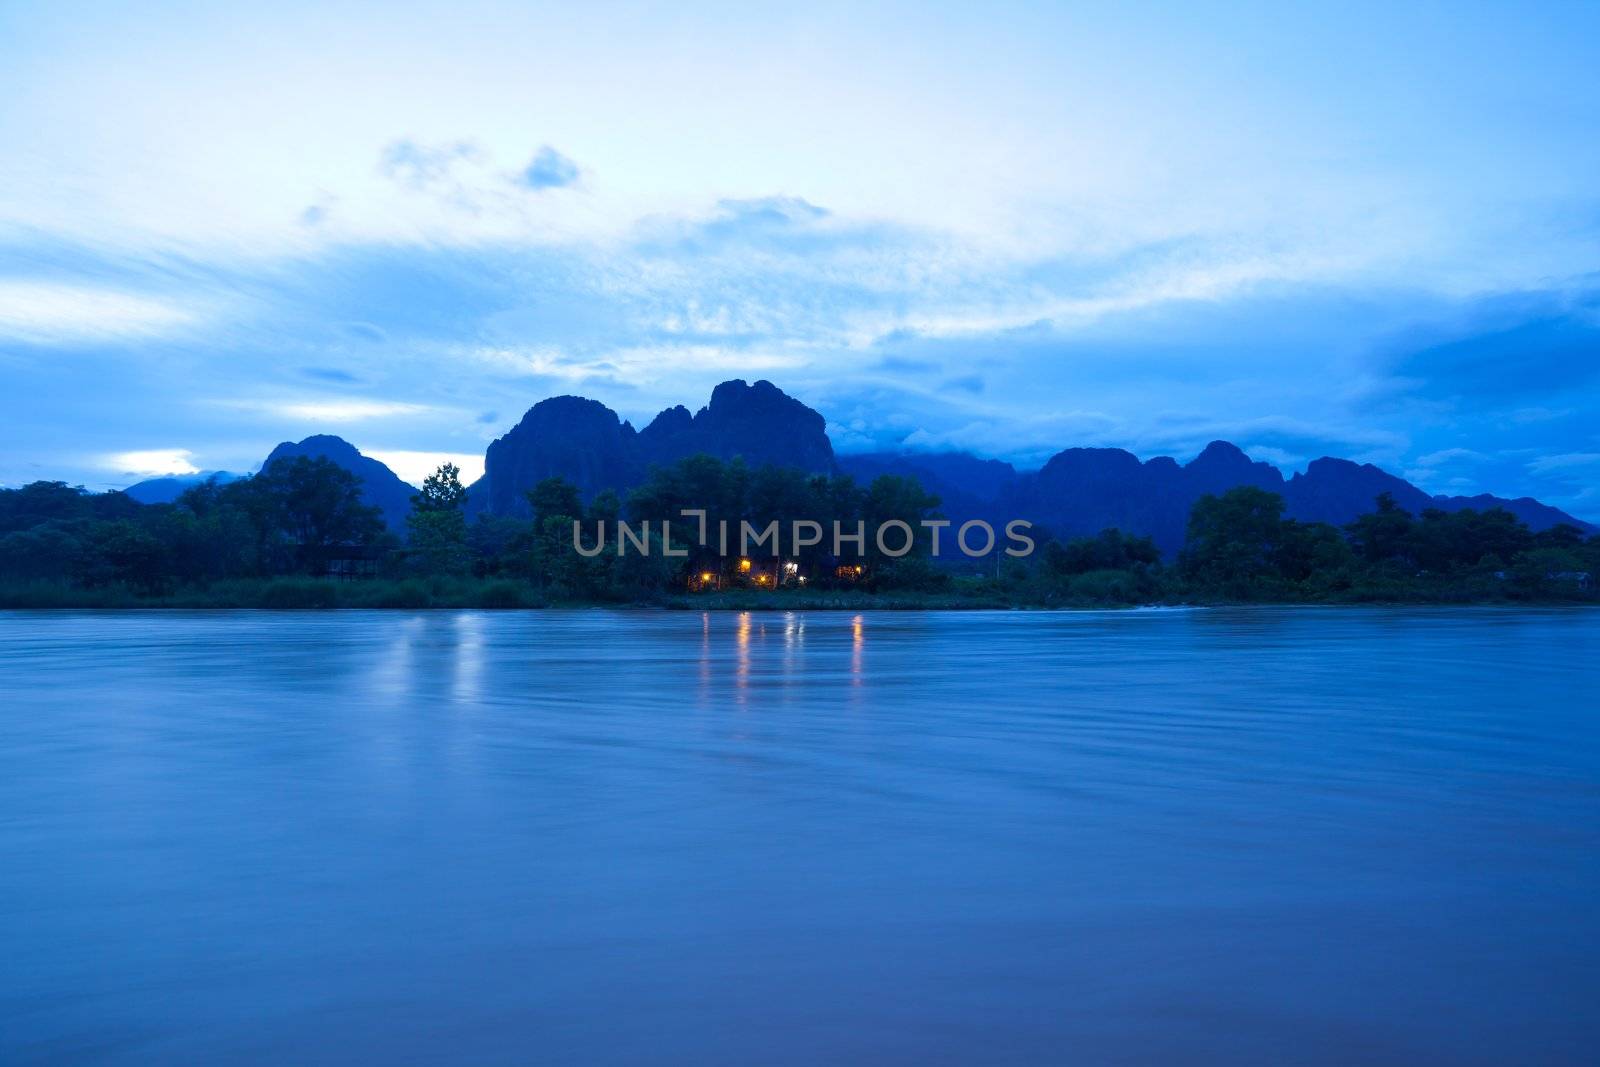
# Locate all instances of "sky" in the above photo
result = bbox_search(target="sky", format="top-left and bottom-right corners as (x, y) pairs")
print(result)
(1, 1), (1598, 518)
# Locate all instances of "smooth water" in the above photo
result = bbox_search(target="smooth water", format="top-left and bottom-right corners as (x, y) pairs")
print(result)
(2, 608), (1597, 1065)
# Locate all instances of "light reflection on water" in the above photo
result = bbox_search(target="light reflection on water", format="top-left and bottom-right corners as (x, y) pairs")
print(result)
(2, 606), (1599, 1065)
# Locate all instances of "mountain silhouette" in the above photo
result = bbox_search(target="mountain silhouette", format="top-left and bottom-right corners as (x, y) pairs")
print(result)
(638, 379), (834, 471)
(240, 382), (1589, 547)
(468, 396), (642, 517)
(261, 435), (414, 531)
(469, 379), (835, 518)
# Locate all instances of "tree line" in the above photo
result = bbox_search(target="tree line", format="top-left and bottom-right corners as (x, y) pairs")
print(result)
(1, 453), (1595, 605)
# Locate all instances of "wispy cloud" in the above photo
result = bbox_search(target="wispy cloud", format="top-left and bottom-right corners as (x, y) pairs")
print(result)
(1528, 452), (1600, 475)
(379, 139), (483, 189)
(222, 398), (434, 422)
(0, 283), (197, 344)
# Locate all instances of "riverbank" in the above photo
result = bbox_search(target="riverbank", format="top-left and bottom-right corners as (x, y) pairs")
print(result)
(1, 577), (1594, 610)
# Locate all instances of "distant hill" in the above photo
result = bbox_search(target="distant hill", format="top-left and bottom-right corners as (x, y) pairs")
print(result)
(261, 435), (414, 531)
(123, 471), (240, 505)
(837, 452), (1017, 528)
(1006, 443), (1593, 554)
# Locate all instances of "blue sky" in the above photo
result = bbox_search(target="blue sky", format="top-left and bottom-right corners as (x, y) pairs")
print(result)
(2, 1), (1598, 518)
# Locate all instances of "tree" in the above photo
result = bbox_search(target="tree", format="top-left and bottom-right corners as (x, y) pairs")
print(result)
(1180, 486), (1287, 590)
(522, 477), (586, 590)
(863, 474), (941, 568)
(0, 524), (82, 582)
(1510, 547), (1585, 595)
(407, 463), (469, 574)
(1043, 528), (1161, 576)
(1535, 523), (1586, 550)
(1274, 519), (1354, 585)
(74, 520), (168, 592)
(412, 462), (469, 513)
(527, 477), (584, 527)
(1344, 492), (1414, 564)
(254, 456), (383, 554)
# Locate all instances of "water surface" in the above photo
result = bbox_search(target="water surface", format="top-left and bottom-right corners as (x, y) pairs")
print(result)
(3, 608), (1598, 1064)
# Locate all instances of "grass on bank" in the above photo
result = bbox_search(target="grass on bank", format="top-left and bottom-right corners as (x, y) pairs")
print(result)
(0, 577), (1027, 610)
(1, 572), (1593, 610)
(0, 577), (548, 610)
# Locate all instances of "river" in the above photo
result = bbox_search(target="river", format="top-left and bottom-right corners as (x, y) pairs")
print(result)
(2, 607), (1597, 1064)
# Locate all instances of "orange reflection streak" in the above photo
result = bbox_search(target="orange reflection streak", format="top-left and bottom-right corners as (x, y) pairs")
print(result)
(851, 614), (864, 684)
(735, 611), (752, 696)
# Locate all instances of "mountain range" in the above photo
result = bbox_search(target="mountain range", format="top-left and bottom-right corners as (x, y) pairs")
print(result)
(125, 380), (1595, 551)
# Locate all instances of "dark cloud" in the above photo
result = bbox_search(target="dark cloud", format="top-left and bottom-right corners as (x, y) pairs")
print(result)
(1390, 294), (1600, 403)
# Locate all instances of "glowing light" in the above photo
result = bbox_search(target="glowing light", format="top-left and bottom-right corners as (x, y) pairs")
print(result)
(738, 558), (752, 573)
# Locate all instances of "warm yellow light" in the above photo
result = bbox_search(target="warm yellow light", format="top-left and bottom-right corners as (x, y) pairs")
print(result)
(738, 558), (752, 573)
(700, 572), (714, 583)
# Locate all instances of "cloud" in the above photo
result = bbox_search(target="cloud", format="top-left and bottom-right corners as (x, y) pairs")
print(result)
(521, 146), (580, 190)
(380, 139), (482, 189)
(1387, 289), (1600, 403)
(714, 197), (828, 226)
(1415, 447), (1486, 467)
(104, 449), (199, 477)
(3, 199), (1596, 521)
(0, 282), (196, 344)
(365, 450), (485, 487)
(638, 196), (841, 254)
(223, 398), (432, 422)
(464, 342), (801, 385)
(1244, 445), (1305, 469)
(1528, 452), (1600, 475)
